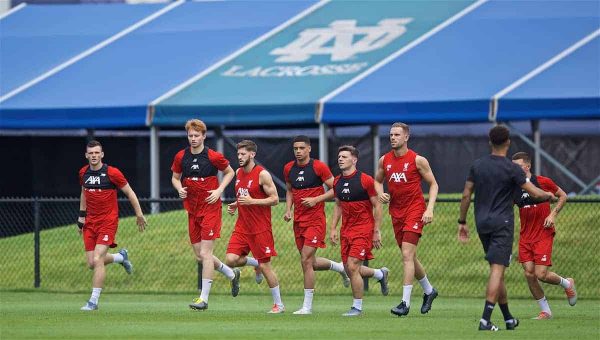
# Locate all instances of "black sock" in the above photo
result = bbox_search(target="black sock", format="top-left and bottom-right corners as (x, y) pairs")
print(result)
(482, 300), (495, 322)
(499, 303), (513, 321)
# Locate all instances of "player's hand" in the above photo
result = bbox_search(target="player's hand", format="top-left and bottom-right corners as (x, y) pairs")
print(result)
(136, 215), (147, 232)
(422, 209), (434, 225)
(543, 214), (556, 228)
(373, 229), (382, 249)
(378, 192), (390, 204)
(237, 195), (254, 205)
(547, 192), (558, 202)
(301, 197), (318, 207)
(77, 217), (85, 235)
(178, 187), (188, 199)
(205, 188), (222, 204)
(457, 223), (469, 243)
(227, 202), (238, 215)
(329, 229), (339, 246)
(283, 210), (292, 222)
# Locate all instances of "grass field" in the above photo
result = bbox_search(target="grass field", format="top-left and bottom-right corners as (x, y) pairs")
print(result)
(1, 292), (598, 339)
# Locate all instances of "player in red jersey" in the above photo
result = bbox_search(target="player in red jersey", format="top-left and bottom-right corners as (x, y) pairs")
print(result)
(283, 135), (350, 315)
(374, 122), (439, 317)
(511, 152), (576, 319)
(225, 140), (285, 314)
(77, 140), (146, 311)
(330, 145), (389, 317)
(171, 119), (239, 311)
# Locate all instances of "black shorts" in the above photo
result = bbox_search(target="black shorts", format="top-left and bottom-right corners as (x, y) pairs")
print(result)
(478, 228), (514, 267)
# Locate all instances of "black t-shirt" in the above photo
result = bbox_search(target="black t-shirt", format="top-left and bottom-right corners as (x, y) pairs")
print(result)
(467, 155), (527, 233)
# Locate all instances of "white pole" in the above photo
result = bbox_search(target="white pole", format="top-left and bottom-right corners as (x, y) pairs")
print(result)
(150, 126), (160, 214)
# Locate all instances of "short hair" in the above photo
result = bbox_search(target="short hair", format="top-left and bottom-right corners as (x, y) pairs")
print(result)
(489, 125), (510, 146)
(293, 135), (311, 145)
(512, 151), (531, 164)
(338, 145), (359, 158)
(86, 140), (102, 150)
(237, 140), (257, 153)
(185, 119), (207, 134)
(391, 122), (410, 134)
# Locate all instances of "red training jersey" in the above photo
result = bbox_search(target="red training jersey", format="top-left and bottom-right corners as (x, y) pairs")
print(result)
(518, 175), (558, 242)
(235, 165), (271, 235)
(382, 149), (426, 218)
(79, 164), (127, 222)
(283, 159), (332, 224)
(171, 147), (229, 215)
(333, 170), (376, 236)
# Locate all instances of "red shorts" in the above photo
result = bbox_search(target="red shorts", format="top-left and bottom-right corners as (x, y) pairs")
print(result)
(519, 236), (554, 266)
(340, 233), (374, 264)
(226, 230), (277, 263)
(82, 218), (118, 252)
(188, 210), (221, 244)
(392, 215), (423, 246)
(293, 221), (326, 251)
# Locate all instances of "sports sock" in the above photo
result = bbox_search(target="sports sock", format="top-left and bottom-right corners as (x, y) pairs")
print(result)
(90, 288), (102, 305)
(372, 268), (384, 281)
(481, 300), (495, 323)
(270, 285), (283, 306)
(200, 279), (212, 302)
(246, 257), (259, 268)
(329, 261), (345, 273)
(499, 303), (514, 321)
(111, 253), (124, 264)
(559, 277), (571, 289)
(537, 296), (551, 314)
(402, 285), (413, 306)
(418, 275), (434, 295)
(352, 298), (363, 311)
(217, 263), (235, 280)
(302, 289), (314, 310)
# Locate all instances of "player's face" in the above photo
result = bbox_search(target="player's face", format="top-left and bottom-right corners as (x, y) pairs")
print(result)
(237, 148), (255, 167)
(512, 159), (531, 173)
(187, 129), (206, 148)
(390, 127), (409, 150)
(85, 146), (104, 166)
(293, 142), (311, 162)
(337, 151), (357, 171)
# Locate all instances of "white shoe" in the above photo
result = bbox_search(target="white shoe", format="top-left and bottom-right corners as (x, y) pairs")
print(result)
(255, 267), (264, 284)
(293, 307), (312, 315)
(267, 304), (285, 314)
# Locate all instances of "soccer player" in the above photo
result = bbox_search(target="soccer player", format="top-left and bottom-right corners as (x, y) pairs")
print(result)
(283, 135), (350, 315)
(511, 152), (576, 319)
(457, 125), (554, 331)
(77, 140), (147, 311)
(171, 119), (239, 311)
(225, 140), (285, 314)
(330, 145), (389, 317)
(374, 122), (439, 317)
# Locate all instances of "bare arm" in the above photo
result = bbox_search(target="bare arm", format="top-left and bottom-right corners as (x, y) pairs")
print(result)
(206, 165), (234, 204)
(521, 181), (554, 201)
(284, 182), (294, 221)
(171, 172), (187, 199)
(417, 155), (439, 225)
(370, 195), (382, 249)
(329, 198), (342, 245)
(120, 183), (147, 232)
(374, 156), (389, 204)
(238, 170), (279, 206)
(457, 181), (474, 243)
(544, 186), (567, 228)
(77, 187), (86, 233)
(301, 176), (335, 207)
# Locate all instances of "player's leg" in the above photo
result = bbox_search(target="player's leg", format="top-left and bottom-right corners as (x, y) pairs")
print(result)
(192, 240), (216, 306)
(81, 244), (109, 311)
(533, 236), (577, 306)
(497, 275), (518, 329)
(406, 230), (437, 314)
(259, 260), (285, 313)
(295, 245), (317, 314)
(400, 242), (417, 309)
(523, 261), (552, 319)
(342, 256), (364, 316)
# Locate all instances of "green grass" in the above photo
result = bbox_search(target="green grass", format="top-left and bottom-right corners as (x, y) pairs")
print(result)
(1, 200), (599, 299)
(1, 292), (598, 339)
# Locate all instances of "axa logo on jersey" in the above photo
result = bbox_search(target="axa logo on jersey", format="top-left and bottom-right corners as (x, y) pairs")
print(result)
(237, 188), (249, 197)
(85, 176), (101, 185)
(389, 172), (407, 183)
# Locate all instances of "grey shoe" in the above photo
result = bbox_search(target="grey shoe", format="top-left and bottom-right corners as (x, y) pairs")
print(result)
(342, 307), (362, 317)
(231, 268), (241, 297)
(80, 301), (98, 311)
(379, 267), (389, 296)
(478, 320), (499, 331)
(391, 301), (409, 317)
(189, 297), (208, 311)
(119, 248), (133, 275)
(340, 270), (350, 288)
(420, 288), (438, 314)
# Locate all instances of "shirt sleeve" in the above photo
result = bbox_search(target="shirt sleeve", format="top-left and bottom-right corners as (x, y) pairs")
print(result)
(466, 164), (475, 182)
(283, 162), (292, 183)
(361, 174), (377, 197)
(208, 149), (230, 171)
(79, 166), (87, 186)
(108, 166), (128, 189)
(511, 163), (527, 186)
(315, 160), (333, 182)
(171, 150), (184, 173)
(538, 176), (559, 194)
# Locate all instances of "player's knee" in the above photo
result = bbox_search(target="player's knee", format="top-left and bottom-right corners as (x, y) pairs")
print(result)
(523, 269), (535, 280)
(225, 254), (237, 267)
(92, 255), (104, 267)
(535, 269), (548, 281)
(87, 261), (95, 270)
(198, 249), (213, 261)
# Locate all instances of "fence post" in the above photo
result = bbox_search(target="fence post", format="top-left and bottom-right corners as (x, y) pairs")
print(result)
(33, 198), (41, 288)
(197, 263), (203, 292)
(363, 260), (369, 291)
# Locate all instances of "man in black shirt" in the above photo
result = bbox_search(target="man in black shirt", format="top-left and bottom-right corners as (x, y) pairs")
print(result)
(457, 125), (554, 331)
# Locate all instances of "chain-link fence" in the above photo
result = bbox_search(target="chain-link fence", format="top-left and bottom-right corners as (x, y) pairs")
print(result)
(1, 197), (598, 299)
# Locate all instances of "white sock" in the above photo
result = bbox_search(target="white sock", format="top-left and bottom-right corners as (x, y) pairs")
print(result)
(111, 253), (124, 264)
(537, 296), (551, 314)
(559, 277), (571, 289)
(246, 257), (259, 268)
(217, 263), (235, 280)
(270, 285), (283, 306)
(352, 298), (363, 311)
(418, 276), (434, 295)
(403, 285), (413, 306)
(89, 287), (102, 305)
(372, 269), (384, 281)
(303, 289), (314, 310)
(480, 318), (488, 325)
(329, 261), (345, 273)
(199, 279), (212, 302)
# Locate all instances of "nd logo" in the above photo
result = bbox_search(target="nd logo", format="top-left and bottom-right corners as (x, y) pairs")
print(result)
(271, 18), (413, 63)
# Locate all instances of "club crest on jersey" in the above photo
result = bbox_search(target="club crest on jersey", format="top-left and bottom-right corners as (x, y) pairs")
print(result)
(403, 162), (409, 171)
(247, 180), (253, 188)
(235, 179), (240, 186)
(85, 176), (101, 185)
(386, 164), (392, 171)
(389, 172), (407, 183)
